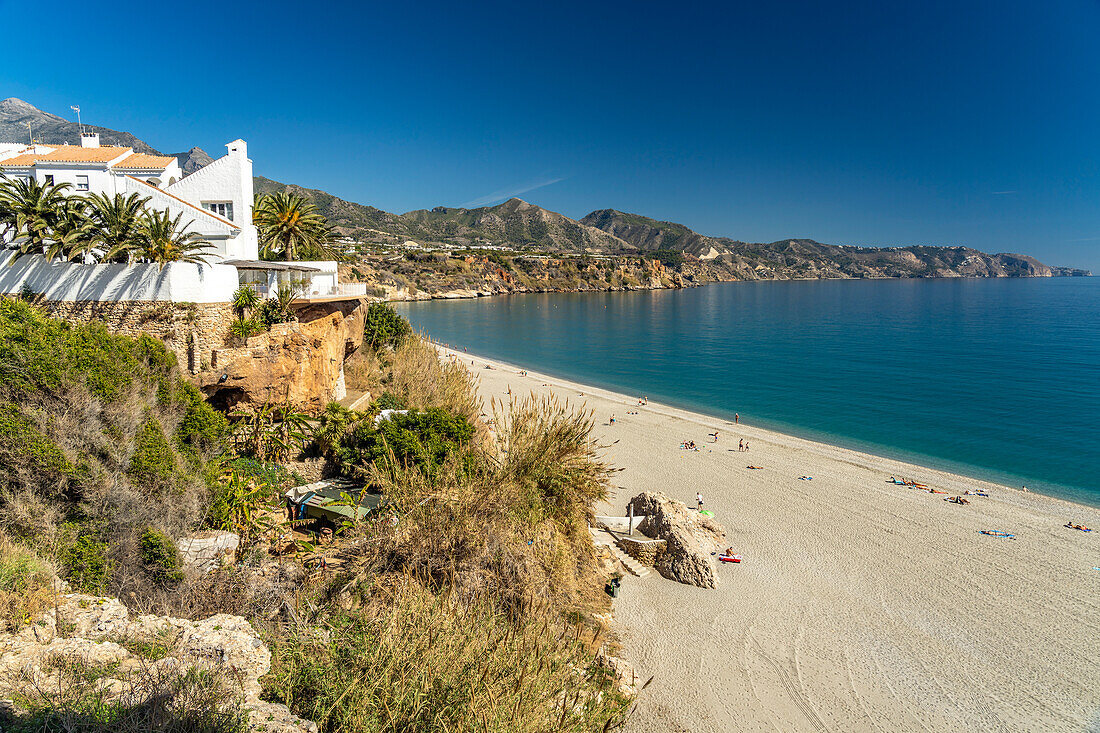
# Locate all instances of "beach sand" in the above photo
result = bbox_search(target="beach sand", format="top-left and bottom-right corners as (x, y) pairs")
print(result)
(439, 346), (1100, 733)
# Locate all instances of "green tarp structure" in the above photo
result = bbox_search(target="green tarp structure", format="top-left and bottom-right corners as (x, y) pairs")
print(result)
(285, 479), (382, 523)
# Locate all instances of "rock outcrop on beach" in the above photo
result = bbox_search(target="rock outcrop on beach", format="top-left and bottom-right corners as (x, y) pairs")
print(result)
(627, 492), (726, 589)
(0, 594), (317, 733)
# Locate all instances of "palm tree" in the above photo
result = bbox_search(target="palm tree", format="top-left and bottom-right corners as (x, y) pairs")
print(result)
(0, 175), (72, 261)
(139, 210), (213, 268)
(45, 197), (95, 262)
(253, 192), (336, 262)
(85, 192), (150, 264)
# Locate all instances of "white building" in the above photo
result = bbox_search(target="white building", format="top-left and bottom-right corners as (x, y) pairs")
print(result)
(0, 132), (257, 262)
(0, 134), (344, 303)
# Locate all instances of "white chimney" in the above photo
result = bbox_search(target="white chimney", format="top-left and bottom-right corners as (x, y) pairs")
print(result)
(80, 132), (100, 148)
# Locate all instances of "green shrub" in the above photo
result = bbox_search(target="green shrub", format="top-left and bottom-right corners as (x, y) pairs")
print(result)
(373, 391), (406, 411)
(173, 380), (229, 456)
(363, 302), (411, 351)
(339, 408), (474, 475)
(0, 402), (73, 480)
(128, 418), (177, 488)
(0, 299), (177, 403)
(139, 528), (183, 584)
(59, 535), (113, 594)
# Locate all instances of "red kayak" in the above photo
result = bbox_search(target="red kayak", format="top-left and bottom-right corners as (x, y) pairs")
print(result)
(719, 554), (742, 563)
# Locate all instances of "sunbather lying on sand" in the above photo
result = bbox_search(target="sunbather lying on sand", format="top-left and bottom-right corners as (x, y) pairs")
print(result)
(945, 496), (970, 505)
(798, 476), (813, 481)
(1065, 522), (1092, 532)
(747, 465), (763, 470)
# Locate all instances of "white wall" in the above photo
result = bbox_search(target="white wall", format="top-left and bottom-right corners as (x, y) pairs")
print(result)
(167, 140), (258, 260)
(32, 165), (116, 195)
(0, 251), (238, 303)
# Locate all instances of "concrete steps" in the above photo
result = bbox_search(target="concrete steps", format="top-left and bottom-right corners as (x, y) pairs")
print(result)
(589, 527), (651, 578)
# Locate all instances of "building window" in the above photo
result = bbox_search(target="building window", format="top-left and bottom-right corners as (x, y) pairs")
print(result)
(75, 175), (89, 191)
(203, 201), (234, 221)
(44, 174), (54, 185)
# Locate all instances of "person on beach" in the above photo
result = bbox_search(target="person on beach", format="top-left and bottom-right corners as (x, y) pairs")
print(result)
(739, 439), (744, 452)
(735, 413), (739, 424)
(713, 430), (719, 443)
(697, 492), (704, 511)
(610, 414), (616, 425)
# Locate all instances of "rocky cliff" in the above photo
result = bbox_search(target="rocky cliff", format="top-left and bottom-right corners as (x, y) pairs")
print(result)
(344, 251), (687, 300)
(200, 299), (368, 413)
(0, 593), (316, 732)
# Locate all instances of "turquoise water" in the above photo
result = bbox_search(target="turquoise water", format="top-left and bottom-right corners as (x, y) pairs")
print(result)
(396, 278), (1100, 507)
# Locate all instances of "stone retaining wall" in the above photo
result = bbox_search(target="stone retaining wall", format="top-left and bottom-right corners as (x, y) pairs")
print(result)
(38, 299), (234, 374)
(618, 536), (667, 567)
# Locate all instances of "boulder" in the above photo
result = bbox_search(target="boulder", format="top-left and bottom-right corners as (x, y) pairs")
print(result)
(0, 594), (317, 733)
(178, 531), (240, 573)
(627, 492), (726, 589)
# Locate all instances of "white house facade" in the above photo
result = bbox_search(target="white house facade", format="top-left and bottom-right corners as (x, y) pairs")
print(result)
(0, 134), (345, 303)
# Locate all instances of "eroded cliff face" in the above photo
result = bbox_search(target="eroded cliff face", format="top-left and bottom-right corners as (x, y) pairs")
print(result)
(199, 298), (367, 414)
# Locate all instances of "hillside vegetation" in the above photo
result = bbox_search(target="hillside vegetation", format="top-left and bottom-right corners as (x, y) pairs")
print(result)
(0, 298), (634, 731)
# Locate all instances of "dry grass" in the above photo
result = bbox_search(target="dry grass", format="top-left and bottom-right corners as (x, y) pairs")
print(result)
(6, 659), (247, 733)
(384, 336), (483, 424)
(0, 533), (56, 632)
(264, 576), (629, 733)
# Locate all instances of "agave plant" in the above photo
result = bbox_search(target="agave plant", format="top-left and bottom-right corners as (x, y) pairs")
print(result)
(85, 192), (151, 264)
(253, 192), (336, 262)
(0, 176), (72, 261)
(140, 209), (213, 268)
(231, 285), (262, 315)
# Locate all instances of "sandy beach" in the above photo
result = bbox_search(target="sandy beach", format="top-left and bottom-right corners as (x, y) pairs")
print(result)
(438, 344), (1100, 732)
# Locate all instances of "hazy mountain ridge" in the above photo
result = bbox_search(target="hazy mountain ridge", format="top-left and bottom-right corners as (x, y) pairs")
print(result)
(1, 98), (1088, 278)
(582, 210), (1091, 279)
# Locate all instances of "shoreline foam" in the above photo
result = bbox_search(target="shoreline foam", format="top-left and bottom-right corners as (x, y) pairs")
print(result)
(438, 342), (1100, 732)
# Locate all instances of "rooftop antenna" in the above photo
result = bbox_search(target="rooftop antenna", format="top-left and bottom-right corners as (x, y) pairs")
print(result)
(70, 105), (84, 135)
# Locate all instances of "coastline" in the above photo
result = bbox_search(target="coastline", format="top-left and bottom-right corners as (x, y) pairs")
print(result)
(433, 341), (1090, 513)
(436, 342), (1100, 732)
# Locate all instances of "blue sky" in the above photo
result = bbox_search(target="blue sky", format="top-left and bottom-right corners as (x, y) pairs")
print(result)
(2, 0), (1098, 270)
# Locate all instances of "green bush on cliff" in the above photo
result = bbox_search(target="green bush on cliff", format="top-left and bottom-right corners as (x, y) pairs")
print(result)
(339, 408), (474, 475)
(139, 528), (183, 584)
(59, 534), (113, 594)
(128, 417), (177, 489)
(0, 299), (175, 403)
(173, 380), (229, 456)
(0, 402), (74, 482)
(363, 302), (411, 351)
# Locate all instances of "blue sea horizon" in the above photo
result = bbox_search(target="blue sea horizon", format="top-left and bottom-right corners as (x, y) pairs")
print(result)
(396, 277), (1100, 508)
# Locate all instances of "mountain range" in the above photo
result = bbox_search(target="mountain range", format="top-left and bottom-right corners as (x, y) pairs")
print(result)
(1, 98), (1089, 279)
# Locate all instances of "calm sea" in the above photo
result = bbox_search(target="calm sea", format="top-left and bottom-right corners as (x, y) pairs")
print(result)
(396, 278), (1100, 507)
